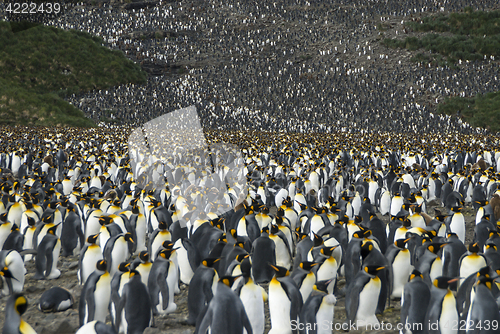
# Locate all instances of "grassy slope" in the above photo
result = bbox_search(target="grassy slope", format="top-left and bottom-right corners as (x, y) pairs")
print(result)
(381, 9), (500, 133)
(0, 21), (147, 127)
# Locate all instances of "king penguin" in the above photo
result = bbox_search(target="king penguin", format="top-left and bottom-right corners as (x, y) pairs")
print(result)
(148, 248), (178, 316)
(79, 259), (112, 326)
(0, 249), (26, 294)
(268, 264), (303, 334)
(423, 276), (459, 334)
(386, 238), (413, 299)
(34, 224), (61, 280)
(78, 234), (103, 285)
(197, 275), (253, 334)
(2, 294), (37, 334)
(299, 279), (337, 334)
(345, 265), (385, 329)
(187, 257), (220, 325)
(235, 257), (267, 334)
(400, 270), (431, 334)
(75, 321), (116, 334)
(115, 270), (153, 334)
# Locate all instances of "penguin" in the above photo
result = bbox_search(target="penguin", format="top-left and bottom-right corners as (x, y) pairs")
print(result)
(2, 293), (37, 334)
(187, 258), (220, 326)
(464, 276), (500, 333)
(109, 262), (131, 329)
(298, 280), (337, 334)
(291, 261), (317, 303)
(103, 232), (134, 277)
(0, 249), (26, 294)
(148, 248), (178, 316)
(379, 189), (391, 216)
(148, 220), (171, 260)
(448, 206), (465, 244)
(235, 257), (267, 334)
(197, 275), (253, 334)
(79, 259), (112, 326)
(75, 321), (117, 334)
(251, 226), (276, 283)
(400, 270), (431, 334)
(173, 237), (201, 285)
(2, 224), (24, 253)
(345, 265), (385, 329)
(268, 264), (303, 334)
(458, 243), (487, 289)
(423, 277), (459, 334)
(313, 246), (339, 295)
(269, 223), (292, 270)
(22, 216), (37, 261)
(34, 224), (61, 280)
(79, 234), (103, 285)
(133, 251), (152, 287)
(115, 270), (153, 334)
(38, 287), (74, 313)
(385, 238), (413, 299)
(60, 205), (84, 257)
(440, 233), (466, 284)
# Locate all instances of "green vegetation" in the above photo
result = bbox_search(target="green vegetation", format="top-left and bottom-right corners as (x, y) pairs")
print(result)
(382, 9), (500, 133)
(437, 91), (500, 133)
(0, 20), (147, 127)
(382, 8), (500, 65)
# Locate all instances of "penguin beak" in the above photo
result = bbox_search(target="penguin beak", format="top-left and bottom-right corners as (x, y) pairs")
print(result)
(447, 278), (460, 283)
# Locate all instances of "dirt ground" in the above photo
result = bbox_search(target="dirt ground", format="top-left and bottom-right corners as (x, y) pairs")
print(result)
(0, 200), (477, 334)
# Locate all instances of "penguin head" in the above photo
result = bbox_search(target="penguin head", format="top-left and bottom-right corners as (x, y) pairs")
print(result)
(139, 251), (150, 263)
(87, 234), (99, 244)
(219, 275), (241, 288)
(240, 257), (252, 278)
(363, 265), (385, 277)
(96, 260), (107, 272)
(450, 206), (462, 213)
(313, 279), (332, 294)
(477, 276), (494, 290)
(99, 215), (113, 226)
(433, 276), (459, 290)
(128, 269), (141, 279)
(123, 232), (134, 244)
(321, 245), (339, 257)
(409, 269), (423, 281)
(42, 214), (54, 224)
(0, 267), (16, 280)
(269, 264), (289, 278)
(427, 242), (448, 255)
(117, 262), (130, 273)
(47, 224), (59, 235)
(468, 242), (480, 254)
(485, 241), (497, 252)
(201, 258), (220, 268)
(394, 238), (410, 249)
(312, 233), (324, 247)
(26, 216), (36, 227)
(299, 261), (317, 272)
(162, 241), (174, 250)
(13, 294), (29, 316)
(158, 248), (176, 260)
(269, 224), (280, 235)
(235, 254), (250, 263)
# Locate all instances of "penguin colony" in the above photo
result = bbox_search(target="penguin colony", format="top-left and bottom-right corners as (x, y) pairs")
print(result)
(1, 125), (500, 334)
(9, 0), (496, 133)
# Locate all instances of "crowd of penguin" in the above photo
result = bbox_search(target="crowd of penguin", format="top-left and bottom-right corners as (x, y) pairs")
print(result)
(0, 126), (500, 334)
(2, 0), (495, 133)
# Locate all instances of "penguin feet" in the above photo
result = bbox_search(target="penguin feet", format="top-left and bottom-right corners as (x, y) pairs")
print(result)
(46, 269), (61, 280)
(165, 303), (177, 314)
